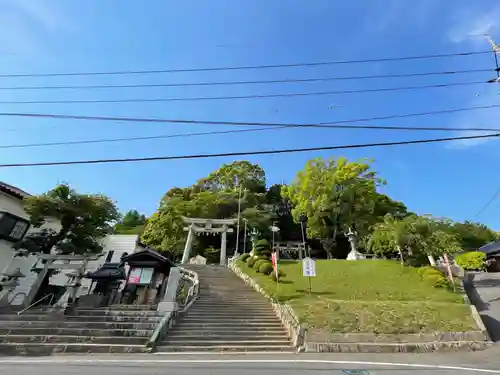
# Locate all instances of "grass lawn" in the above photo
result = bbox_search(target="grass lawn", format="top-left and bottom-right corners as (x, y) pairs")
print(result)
(235, 259), (477, 334)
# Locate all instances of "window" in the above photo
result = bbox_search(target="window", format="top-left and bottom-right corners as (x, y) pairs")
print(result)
(10, 221), (29, 240)
(0, 211), (30, 242)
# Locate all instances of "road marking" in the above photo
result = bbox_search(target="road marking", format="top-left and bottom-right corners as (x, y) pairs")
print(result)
(0, 359), (499, 373)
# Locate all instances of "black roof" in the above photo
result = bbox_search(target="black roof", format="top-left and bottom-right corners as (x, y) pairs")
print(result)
(85, 262), (126, 280)
(479, 241), (500, 256)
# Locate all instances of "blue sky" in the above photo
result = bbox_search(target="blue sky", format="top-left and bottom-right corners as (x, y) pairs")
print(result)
(1, 0), (500, 228)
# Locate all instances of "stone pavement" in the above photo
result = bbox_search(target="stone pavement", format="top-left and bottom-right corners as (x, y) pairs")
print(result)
(1, 352), (500, 374)
(467, 272), (500, 342)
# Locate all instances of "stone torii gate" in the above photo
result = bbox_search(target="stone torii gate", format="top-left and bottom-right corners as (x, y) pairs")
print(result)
(181, 217), (237, 265)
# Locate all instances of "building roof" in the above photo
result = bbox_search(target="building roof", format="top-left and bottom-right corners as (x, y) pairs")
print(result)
(0, 182), (31, 200)
(85, 263), (126, 280)
(479, 241), (500, 256)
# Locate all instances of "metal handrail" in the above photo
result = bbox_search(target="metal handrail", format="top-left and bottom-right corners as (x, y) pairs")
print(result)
(17, 293), (54, 315)
(8, 292), (26, 305)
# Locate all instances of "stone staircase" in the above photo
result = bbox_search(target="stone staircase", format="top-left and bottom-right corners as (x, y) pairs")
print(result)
(0, 305), (162, 356)
(156, 265), (294, 352)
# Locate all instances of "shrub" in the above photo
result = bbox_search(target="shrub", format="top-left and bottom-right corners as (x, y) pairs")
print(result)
(455, 251), (486, 271)
(247, 257), (256, 268)
(270, 269), (286, 282)
(254, 259), (267, 272)
(254, 239), (271, 257)
(417, 266), (442, 278)
(239, 253), (250, 262)
(259, 262), (274, 275)
(423, 273), (450, 288)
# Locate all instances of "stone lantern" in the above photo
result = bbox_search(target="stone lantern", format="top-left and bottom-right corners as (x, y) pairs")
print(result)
(0, 268), (25, 305)
(346, 228), (365, 260)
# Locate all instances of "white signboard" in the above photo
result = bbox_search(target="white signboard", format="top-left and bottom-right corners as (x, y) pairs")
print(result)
(302, 257), (316, 277)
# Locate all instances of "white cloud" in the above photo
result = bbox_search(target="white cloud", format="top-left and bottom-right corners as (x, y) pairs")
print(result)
(0, 0), (74, 56)
(362, 0), (438, 34)
(446, 86), (500, 149)
(444, 5), (500, 149)
(447, 5), (500, 44)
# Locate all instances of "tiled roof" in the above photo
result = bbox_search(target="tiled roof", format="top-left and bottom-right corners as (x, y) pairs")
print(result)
(479, 241), (500, 256)
(0, 181), (31, 200)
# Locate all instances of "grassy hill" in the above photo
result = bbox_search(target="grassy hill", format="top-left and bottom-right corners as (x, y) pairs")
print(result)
(235, 259), (477, 334)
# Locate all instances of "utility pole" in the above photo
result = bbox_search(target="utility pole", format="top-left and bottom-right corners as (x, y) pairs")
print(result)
(235, 184), (243, 256)
(242, 218), (248, 253)
(485, 34), (500, 83)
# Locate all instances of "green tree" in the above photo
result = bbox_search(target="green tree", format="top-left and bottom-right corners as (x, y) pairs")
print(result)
(196, 160), (266, 193)
(452, 221), (498, 250)
(366, 214), (418, 263)
(114, 209), (147, 234)
(15, 184), (119, 255)
(282, 157), (382, 259)
(142, 161), (270, 257)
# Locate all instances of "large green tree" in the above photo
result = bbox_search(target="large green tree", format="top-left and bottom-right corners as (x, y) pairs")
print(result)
(114, 209), (147, 234)
(15, 184), (119, 255)
(141, 161), (269, 258)
(282, 157), (382, 259)
(366, 214), (417, 263)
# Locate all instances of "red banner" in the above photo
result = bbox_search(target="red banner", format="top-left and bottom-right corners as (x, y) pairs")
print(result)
(271, 252), (278, 276)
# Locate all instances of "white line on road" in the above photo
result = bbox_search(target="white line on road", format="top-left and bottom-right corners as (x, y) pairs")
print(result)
(0, 359), (499, 373)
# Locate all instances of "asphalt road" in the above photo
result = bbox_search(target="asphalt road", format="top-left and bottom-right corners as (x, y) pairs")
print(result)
(2, 351), (500, 375)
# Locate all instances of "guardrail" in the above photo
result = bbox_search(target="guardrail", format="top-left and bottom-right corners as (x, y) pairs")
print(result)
(146, 267), (199, 352)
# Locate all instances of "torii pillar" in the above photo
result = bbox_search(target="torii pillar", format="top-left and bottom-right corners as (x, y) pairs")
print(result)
(181, 218), (237, 265)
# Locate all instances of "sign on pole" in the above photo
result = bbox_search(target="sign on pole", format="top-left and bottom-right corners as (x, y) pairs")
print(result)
(443, 253), (455, 291)
(302, 257), (316, 277)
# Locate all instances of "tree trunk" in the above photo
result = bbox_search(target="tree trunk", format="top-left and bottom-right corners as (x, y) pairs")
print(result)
(321, 238), (335, 259)
(43, 223), (71, 254)
(396, 245), (404, 265)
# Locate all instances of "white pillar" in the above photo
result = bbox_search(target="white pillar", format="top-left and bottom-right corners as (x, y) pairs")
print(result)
(181, 226), (194, 264)
(220, 226), (227, 265)
(157, 267), (181, 313)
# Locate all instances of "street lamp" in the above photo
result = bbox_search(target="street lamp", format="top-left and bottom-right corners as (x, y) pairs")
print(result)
(270, 223), (280, 256)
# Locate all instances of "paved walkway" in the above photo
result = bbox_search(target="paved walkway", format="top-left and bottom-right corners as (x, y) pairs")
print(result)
(1, 353), (500, 374)
(466, 272), (500, 342)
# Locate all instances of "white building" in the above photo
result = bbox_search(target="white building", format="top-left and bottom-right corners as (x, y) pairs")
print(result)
(0, 181), (141, 306)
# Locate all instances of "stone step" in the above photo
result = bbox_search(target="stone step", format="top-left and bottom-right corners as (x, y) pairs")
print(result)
(181, 316), (279, 323)
(185, 311), (277, 318)
(0, 314), (161, 322)
(72, 310), (162, 317)
(0, 327), (154, 337)
(0, 334), (149, 346)
(174, 322), (284, 329)
(0, 320), (159, 330)
(160, 339), (292, 346)
(0, 342), (147, 356)
(155, 344), (295, 353)
(107, 304), (157, 311)
(168, 325), (286, 332)
(193, 298), (272, 309)
(166, 332), (289, 340)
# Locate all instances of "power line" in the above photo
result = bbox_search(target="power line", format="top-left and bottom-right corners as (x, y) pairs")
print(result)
(1, 103), (500, 129)
(0, 68), (492, 91)
(475, 187), (500, 217)
(0, 80), (487, 104)
(0, 127), (278, 149)
(1, 133), (498, 168)
(0, 50), (489, 78)
(3, 122), (500, 150)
